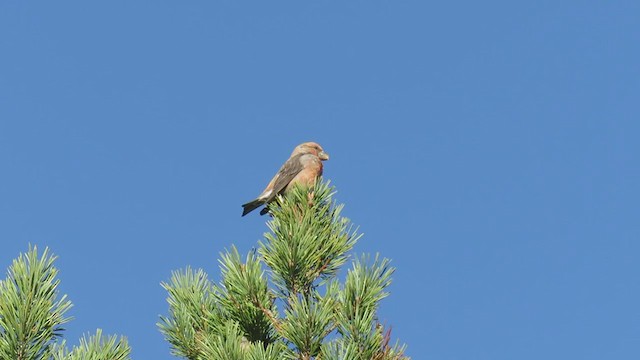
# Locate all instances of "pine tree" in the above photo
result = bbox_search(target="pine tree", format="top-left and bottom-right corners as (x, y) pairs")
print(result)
(0, 246), (131, 360)
(159, 182), (409, 359)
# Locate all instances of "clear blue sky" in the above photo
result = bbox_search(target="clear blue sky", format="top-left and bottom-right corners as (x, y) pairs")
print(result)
(1, 1), (638, 359)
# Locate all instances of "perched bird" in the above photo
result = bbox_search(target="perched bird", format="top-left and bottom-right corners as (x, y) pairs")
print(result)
(242, 142), (329, 216)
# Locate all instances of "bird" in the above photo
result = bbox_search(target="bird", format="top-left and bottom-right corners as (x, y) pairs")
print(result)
(242, 142), (330, 216)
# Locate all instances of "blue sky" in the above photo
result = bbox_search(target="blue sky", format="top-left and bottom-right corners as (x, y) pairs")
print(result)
(1, 1), (639, 359)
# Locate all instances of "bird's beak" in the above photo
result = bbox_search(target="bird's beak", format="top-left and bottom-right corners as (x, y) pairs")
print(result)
(318, 151), (329, 161)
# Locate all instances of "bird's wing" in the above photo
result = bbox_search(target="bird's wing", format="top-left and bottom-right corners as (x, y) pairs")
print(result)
(264, 153), (305, 202)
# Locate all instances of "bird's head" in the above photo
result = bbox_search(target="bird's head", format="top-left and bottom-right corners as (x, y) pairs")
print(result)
(292, 142), (330, 161)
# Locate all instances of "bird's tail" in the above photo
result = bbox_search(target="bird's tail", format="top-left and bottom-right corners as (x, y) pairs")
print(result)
(241, 199), (264, 216)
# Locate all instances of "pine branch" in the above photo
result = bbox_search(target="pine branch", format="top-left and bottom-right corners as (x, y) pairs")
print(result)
(216, 247), (278, 345)
(0, 246), (72, 360)
(159, 180), (410, 359)
(0, 246), (132, 360)
(279, 291), (337, 359)
(259, 181), (359, 300)
(334, 255), (409, 360)
(51, 329), (130, 360)
(158, 267), (220, 359)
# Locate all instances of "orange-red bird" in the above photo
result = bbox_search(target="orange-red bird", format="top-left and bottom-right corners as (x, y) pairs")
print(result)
(242, 142), (329, 216)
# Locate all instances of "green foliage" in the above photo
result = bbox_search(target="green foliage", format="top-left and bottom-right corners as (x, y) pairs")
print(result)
(0, 246), (71, 360)
(260, 182), (360, 297)
(217, 247), (277, 344)
(331, 255), (407, 359)
(0, 246), (130, 360)
(1, 181), (409, 360)
(158, 267), (219, 359)
(280, 293), (336, 358)
(159, 181), (409, 359)
(51, 329), (130, 360)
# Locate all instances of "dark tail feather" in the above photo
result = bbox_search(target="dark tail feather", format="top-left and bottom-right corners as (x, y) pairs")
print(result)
(241, 199), (264, 216)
